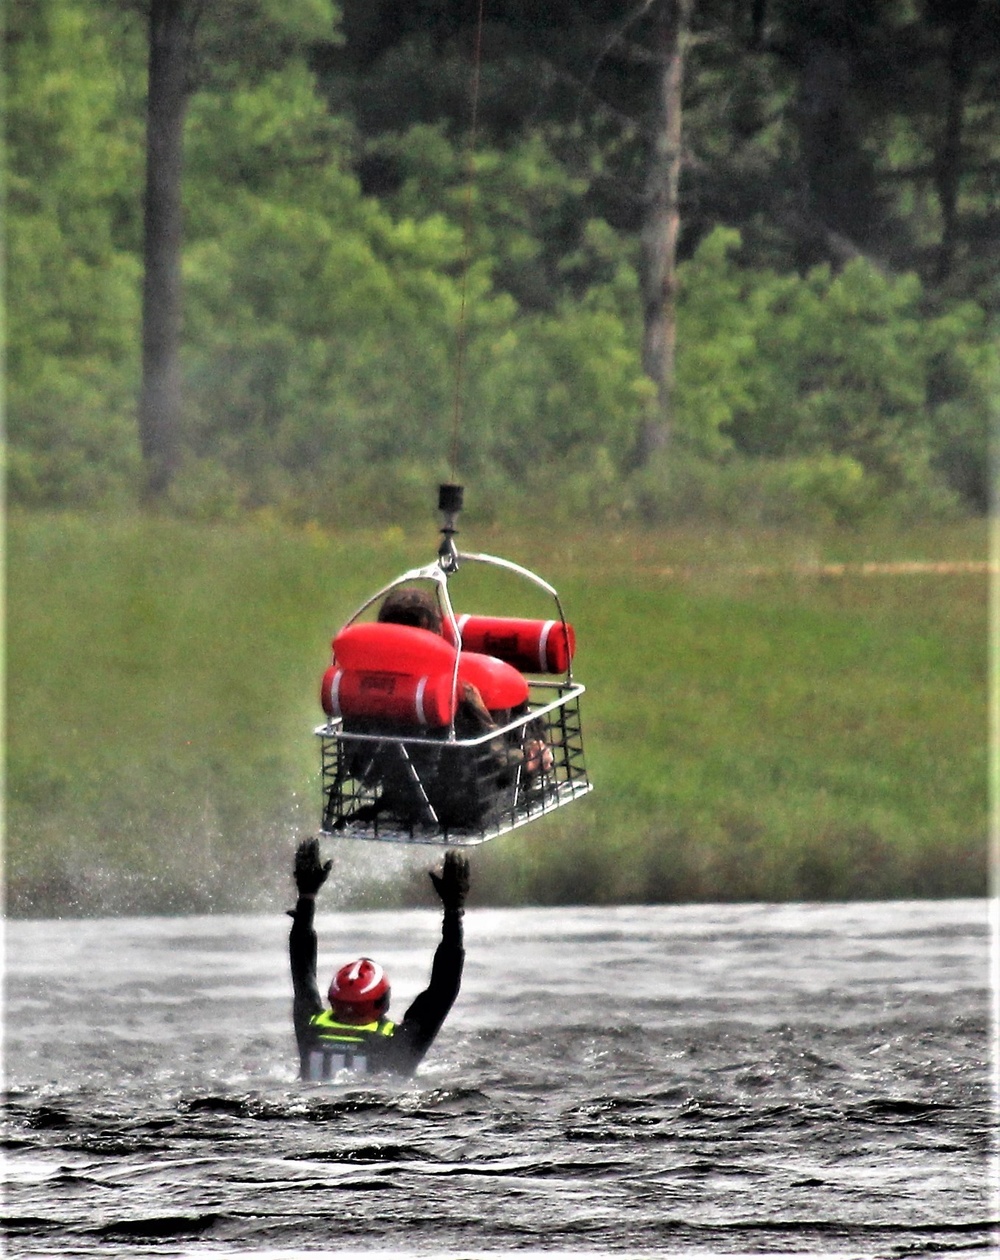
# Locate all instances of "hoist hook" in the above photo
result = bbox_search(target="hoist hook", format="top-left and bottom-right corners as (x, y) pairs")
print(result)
(437, 483), (464, 573)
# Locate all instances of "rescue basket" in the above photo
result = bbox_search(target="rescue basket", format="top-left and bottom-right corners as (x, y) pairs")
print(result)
(314, 489), (592, 847)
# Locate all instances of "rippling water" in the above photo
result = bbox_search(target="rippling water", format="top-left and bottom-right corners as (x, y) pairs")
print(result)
(3, 899), (997, 1259)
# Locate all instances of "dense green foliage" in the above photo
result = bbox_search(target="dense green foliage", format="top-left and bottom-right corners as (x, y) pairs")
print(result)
(5, 2), (145, 504)
(5, 513), (988, 915)
(5, 0), (997, 520)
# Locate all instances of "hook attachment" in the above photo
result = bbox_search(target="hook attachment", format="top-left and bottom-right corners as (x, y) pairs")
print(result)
(437, 483), (464, 573)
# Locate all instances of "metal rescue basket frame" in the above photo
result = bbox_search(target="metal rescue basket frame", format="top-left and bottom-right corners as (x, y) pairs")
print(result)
(315, 490), (592, 847)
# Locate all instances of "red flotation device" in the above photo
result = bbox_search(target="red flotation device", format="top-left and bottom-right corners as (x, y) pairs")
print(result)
(443, 615), (575, 674)
(322, 622), (529, 724)
(334, 622), (455, 675)
(321, 665), (456, 726)
(457, 650), (529, 710)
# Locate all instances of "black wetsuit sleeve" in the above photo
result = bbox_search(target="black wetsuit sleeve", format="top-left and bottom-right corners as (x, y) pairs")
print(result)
(389, 907), (465, 1072)
(288, 895), (325, 1073)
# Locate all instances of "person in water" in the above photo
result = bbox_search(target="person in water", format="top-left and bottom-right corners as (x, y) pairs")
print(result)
(288, 837), (468, 1079)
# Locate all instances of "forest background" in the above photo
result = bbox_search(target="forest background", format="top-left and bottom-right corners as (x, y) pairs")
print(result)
(4, 0), (996, 914)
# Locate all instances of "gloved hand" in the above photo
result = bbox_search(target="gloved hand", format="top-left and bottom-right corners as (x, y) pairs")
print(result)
(294, 837), (332, 896)
(429, 850), (470, 913)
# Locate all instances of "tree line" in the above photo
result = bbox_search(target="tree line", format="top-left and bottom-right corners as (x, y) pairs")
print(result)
(6, 0), (997, 525)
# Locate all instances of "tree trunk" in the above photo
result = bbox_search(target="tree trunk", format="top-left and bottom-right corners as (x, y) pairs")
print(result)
(636, 0), (691, 469)
(934, 14), (972, 284)
(139, 0), (191, 501)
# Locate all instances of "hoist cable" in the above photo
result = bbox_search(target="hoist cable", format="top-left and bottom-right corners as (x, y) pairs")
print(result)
(448, 0), (486, 482)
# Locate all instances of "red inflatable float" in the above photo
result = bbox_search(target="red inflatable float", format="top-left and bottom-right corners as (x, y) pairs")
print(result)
(443, 614), (575, 674)
(321, 665), (456, 726)
(333, 622), (454, 675)
(456, 650), (529, 711)
(323, 622), (529, 724)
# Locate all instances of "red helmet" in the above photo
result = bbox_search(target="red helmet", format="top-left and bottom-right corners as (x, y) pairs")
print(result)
(328, 957), (391, 1024)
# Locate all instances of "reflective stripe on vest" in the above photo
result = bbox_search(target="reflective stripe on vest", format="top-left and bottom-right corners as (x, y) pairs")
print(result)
(306, 1013), (395, 1080)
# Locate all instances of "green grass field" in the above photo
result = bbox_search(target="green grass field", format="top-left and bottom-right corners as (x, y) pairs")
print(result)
(4, 510), (991, 915)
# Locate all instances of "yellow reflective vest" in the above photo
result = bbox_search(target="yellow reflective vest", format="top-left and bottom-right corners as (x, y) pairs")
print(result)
(305, 1012), (396, 1080)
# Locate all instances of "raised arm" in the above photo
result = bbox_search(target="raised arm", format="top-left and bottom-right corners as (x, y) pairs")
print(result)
(288, 838), (331, 1050)
(394, 851), (469, 1060)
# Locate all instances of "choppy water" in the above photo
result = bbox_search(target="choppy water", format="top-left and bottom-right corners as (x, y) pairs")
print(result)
(2, 899), (997, 1259)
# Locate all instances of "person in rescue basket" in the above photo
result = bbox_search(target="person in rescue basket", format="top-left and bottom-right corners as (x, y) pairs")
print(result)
(377, 586), (498, 732)
(288, 837), (468, 1080)
(330, 584), (542, 830)
(379, 585), (553, 772)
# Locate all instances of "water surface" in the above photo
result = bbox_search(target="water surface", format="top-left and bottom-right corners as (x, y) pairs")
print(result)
(3, 899), (996, 1258)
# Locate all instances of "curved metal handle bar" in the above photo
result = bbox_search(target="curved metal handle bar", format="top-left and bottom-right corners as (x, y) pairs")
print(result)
(341, 562), (449, 629)
(456, 551), (558, 598)
(333, 548), (574, 714)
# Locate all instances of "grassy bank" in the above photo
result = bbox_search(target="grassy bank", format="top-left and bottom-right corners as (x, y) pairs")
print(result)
(4, 510), (990, 915)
